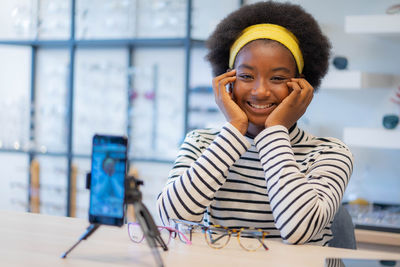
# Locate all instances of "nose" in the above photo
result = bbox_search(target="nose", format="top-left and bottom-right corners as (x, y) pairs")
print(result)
(251, 79), (271, 97)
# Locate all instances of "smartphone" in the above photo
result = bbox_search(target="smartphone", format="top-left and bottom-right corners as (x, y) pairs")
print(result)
(88, 134), (128, 226)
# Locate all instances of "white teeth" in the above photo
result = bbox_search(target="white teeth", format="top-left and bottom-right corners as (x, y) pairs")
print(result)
(249, 103), (274, 109)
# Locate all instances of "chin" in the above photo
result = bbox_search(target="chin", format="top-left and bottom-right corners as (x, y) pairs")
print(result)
(248, 119), (267, 130)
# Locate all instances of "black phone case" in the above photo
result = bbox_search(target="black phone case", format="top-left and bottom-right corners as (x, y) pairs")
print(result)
(88, 134), (128, 226)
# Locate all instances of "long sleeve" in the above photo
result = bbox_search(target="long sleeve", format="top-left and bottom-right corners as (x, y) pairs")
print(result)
(254, 125), (353, 244)
(157, 123), (251, 225)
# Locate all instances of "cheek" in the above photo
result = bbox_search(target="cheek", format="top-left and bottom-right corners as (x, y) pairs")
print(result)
(233, 81), (253, 99)
(273, 84), (290, 101)
(232, 84), (244, 102)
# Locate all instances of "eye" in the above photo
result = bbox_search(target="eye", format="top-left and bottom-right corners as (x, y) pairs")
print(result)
(271, 76), (289, 83)
(271, 76), (288, 81)
(238, 73), (254, 80)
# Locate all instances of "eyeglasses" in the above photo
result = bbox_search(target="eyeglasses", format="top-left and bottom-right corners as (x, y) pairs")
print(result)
(127, 222), (192, 246)
(173, 219), (269, 252)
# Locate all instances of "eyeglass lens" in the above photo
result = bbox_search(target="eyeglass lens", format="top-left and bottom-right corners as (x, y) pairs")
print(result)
(128, 223), (144, 243)
(238, 234), (264, 251)
(129, 223), (172, 245)
(175, 223), (192, 243)
(204, 228), (230, 249)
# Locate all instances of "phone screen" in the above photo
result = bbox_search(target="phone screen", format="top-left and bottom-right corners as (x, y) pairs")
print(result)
(89, 135), (127, 226)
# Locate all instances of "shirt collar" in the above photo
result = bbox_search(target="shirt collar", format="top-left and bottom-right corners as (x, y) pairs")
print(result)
(244, 123), (305, 146)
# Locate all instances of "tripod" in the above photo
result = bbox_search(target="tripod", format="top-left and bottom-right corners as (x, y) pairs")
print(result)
(61, 175), (167, 267)
(125, 176), (168, 266)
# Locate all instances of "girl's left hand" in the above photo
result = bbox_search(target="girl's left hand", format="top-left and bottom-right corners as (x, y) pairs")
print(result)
(265, 78), (314, 129)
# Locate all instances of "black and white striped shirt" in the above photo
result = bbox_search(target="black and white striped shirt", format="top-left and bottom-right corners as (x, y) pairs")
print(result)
(157, 123), (353, 246)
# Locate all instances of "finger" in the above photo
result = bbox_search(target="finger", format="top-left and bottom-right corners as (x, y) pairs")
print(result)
(291, 78), (314, 93)
(293, 79), (314, 107)
(285, 82), (302, 105)
(222, 77), (236, 98)
(289, 79), (313, 105)
(218, 76), (236, 92)
(299, 79), (314, 94)
(286, 81), (302, 93)
(212, 70), (236, 94)
(215, 76), (236, 99)
(213, 69), (236, 84)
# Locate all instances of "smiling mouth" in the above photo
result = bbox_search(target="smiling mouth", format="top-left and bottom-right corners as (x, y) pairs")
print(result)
(248, 102), (275, 109)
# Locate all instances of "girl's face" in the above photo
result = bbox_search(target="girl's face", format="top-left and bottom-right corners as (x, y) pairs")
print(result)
(232, 40), (297, 136)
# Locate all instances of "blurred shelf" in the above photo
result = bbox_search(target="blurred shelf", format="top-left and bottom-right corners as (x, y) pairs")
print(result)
(343, 127), (400, 149)
(70, 153), (174, 163)
(75, 38), (187, 47)
(320, 70), (400, 90)
(129, 157), (174, 164)
(345, 14), (400, 35)
(0, 149), (175, 163)
(355, 229), (400, 246)
(191, 39), (207, 47)
(355, 224), (400, 234)
(189, 107), (219, 113)
(0, 148), (30, 155)
(190, 85), (213, 94)
(0, 148), (67, 157)
(0, 40), (69, 47)
(344, 202), (400, 233)
(0, 38), (189, 48)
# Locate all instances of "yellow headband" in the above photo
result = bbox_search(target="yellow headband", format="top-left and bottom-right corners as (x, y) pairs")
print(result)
(229, 24), (304, 73)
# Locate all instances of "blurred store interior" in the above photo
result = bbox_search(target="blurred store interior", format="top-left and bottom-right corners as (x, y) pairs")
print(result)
(0, 0), (399, 252)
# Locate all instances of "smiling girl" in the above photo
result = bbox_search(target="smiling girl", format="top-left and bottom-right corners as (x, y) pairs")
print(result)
(157, 1), (353, 246)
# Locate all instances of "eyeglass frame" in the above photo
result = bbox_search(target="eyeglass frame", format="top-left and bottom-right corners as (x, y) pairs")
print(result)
(127, 222), (192, 245)
(172, 219), (269, 251)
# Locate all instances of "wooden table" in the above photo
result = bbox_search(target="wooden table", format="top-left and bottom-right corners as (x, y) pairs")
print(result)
(0, 210), (399, 267)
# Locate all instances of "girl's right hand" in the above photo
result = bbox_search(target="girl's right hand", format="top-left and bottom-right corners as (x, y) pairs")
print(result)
(212, 69), (248, 135)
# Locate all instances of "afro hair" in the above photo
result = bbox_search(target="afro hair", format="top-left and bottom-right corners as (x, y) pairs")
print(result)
(205, 1), (331, 89)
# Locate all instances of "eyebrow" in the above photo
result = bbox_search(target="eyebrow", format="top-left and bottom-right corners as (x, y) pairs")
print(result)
(237, 64), (292, 74)
(237, 64), (254, 71)
(271, 67), (292, 73)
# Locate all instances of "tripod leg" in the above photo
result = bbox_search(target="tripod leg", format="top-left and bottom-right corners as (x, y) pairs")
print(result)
(135, 202), (168, 250)
(60, 224), (100, 258)
(133, 202), (166, 267)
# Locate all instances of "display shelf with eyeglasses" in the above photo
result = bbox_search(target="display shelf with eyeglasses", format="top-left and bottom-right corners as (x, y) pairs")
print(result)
(344, 202), (400, 234)
(343, 201), (400, 247)
(0, 0), (245, 218)
(187, 85), (226, 132)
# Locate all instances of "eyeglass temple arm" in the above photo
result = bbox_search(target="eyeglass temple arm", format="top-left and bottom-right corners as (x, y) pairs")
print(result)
(176, 228), (193, 245)
(257, 237), (269, 251)
(207, 230), (230, 244)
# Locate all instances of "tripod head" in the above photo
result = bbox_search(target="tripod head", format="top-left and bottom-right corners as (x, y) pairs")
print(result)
(124, 175), (144, 204)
